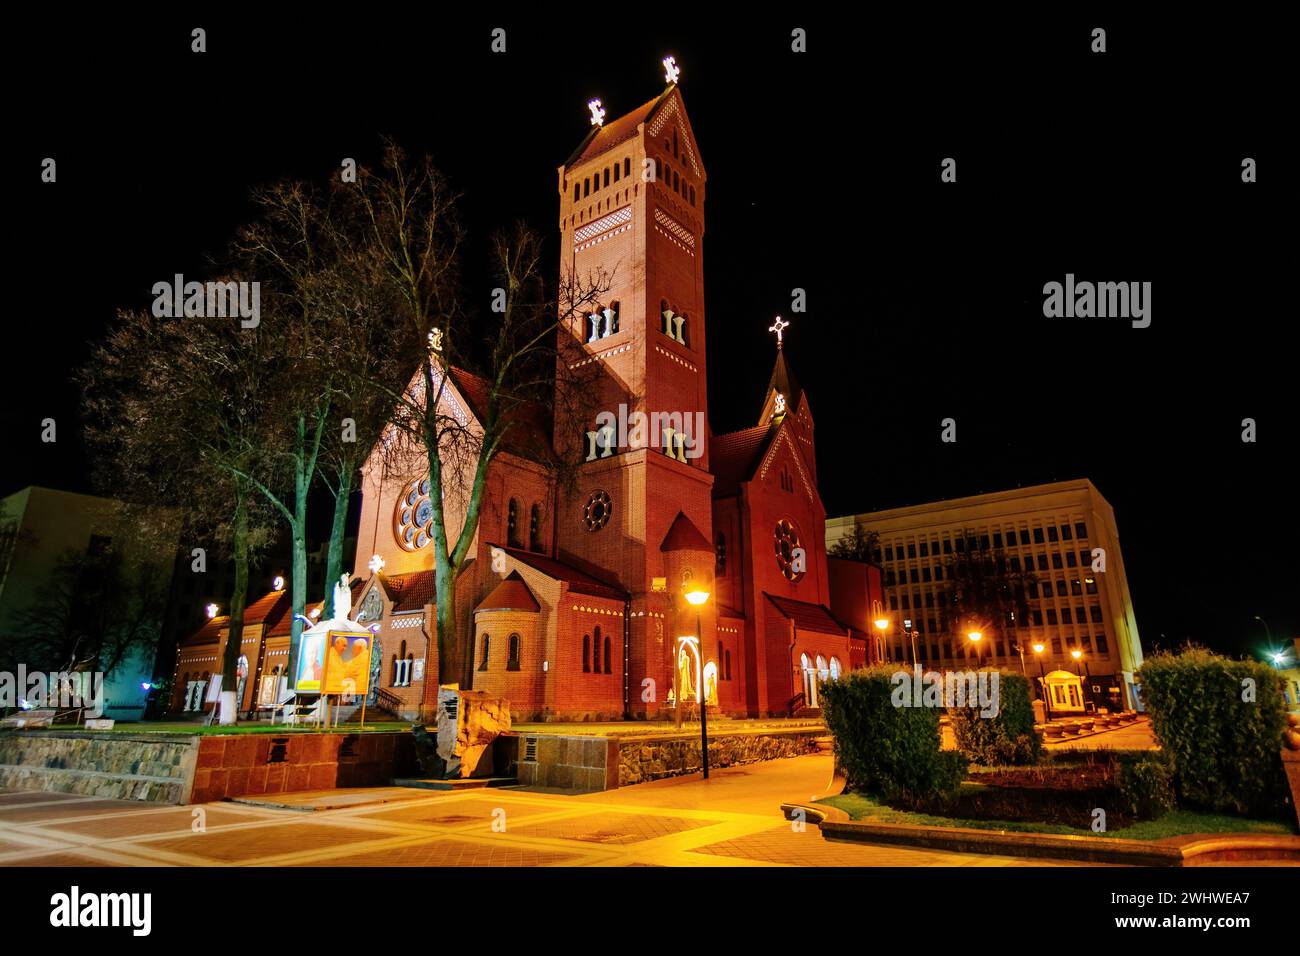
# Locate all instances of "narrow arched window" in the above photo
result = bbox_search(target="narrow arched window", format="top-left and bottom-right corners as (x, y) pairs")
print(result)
(573, 184), (580, 203)
(725, 649), (732, 681)
(507, 498), (520, 547)
(529, 502), (542, 552)
(582, 634), (591, 673)
(508, 633), (521, 671)
(603, 168), (610, 188)
(478, 633), (490, 670)
(613, 162), (620, 183)
(593, 625), (602, 673)
(715, 533), (726, 575)
(689, 185), (696, 206)
(624, 157), (631, 177)
(603, 635), (612, 674)
(679, 314), (689, 348)
(583, 178), (590, 197)
(609, 301), (620, 334)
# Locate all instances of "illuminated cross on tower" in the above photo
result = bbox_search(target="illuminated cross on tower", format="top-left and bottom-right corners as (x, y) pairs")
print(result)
(663, 55), (680, 85)
(768, 315), (789, 349)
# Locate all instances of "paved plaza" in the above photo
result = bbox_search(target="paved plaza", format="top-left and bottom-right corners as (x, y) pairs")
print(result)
(0, 755), (1075, 868)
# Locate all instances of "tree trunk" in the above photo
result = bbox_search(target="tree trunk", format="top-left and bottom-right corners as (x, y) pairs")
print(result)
(220, 490), (250, 725)
(433, 558), (459, 687)
(322, 468), (353, 619)
(285, 424), (311, 685)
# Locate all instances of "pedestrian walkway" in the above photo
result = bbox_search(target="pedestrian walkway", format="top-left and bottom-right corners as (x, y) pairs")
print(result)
(0, 756), (1079, 867)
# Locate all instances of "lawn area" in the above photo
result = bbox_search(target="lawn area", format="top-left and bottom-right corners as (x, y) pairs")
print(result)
(819, 791), (1297, 841)
(38, 721), (413, 735)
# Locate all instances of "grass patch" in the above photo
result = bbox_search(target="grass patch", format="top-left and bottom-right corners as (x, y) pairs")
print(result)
(819, 791), (1296, 840)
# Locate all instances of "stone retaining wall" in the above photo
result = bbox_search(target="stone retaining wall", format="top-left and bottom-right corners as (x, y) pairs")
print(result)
(0, 730), (416, 805)
(618, 729), (823, 786)
(0, 731), (199, 803)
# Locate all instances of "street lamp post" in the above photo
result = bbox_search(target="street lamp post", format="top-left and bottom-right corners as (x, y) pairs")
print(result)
(872, 601), (890, 665)
(1033, 642), (1052, 722)
(967, 630), (983, 668)
(904, 619), (918, 668)
(684, 581), (711, 779)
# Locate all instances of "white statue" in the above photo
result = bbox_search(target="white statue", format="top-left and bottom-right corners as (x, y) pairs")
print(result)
(333, 574), (352, 621)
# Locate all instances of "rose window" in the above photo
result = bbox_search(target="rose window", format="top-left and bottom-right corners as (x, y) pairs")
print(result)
(582, 490), (612, 531)
(774, 518), (805, 582)
(395, 478), (434, 550)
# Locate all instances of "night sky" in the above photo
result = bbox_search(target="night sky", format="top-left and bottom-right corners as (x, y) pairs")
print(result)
(8, 13), (1294, 660)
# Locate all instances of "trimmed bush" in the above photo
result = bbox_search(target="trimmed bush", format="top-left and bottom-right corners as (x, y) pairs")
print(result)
(821, 666), (966, 807)
(1138, 648), (1288, 817)
(1117, 752), (1176, 819)
(950, 670), (1042, 766)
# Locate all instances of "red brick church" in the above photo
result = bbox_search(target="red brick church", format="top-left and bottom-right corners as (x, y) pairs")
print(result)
(173, 76), (884, 721)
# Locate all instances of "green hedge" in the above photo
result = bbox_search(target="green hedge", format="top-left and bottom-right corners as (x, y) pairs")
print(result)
(1117, 752), (1177, 819)
(1138, 648), (1288, 817)
(821, 666), (966, 807)
(950, 670), (1042, 766)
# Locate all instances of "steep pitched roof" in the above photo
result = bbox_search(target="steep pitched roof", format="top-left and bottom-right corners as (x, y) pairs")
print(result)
(380, 569), (438, 614)
(448, 366), (554, 464)
(763, 349), (804, 418)
(710, 423), (776, 498)
(476, 571), (540, 613)
(765, 593), (847, 637)
(660, 511), (712, 552)
(500, 545), (627, 600)
(566, 89), (674, 166)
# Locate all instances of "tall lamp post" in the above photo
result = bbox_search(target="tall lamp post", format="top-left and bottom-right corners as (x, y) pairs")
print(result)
(1033, 642), (1052, 721)
(684, 580), (711, 779)
(967, 630), (983, 667)
(873, 602), (890, 664)
(904, 619), (919, 668)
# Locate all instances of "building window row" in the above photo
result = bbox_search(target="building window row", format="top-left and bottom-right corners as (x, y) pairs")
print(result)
(479, 632), (522, 672)
(574, 157), (632, 203)
(878, 522), (1090, 563)
(582, 626), (613, 674)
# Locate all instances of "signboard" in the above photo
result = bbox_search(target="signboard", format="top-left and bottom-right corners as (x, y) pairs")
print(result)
(85, 718), (115, 730)
(294, 630), (328, 693)
(321, 631), (374, 697)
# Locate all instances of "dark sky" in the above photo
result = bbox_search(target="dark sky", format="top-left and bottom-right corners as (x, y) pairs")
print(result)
(8, 12), (1295, 660)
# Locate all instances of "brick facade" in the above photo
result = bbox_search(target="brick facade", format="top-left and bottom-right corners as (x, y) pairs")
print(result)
(174, 84), (878, 722)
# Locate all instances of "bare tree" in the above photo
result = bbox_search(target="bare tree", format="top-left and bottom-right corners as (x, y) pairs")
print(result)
(338, 143), (610, 688)
(81, 307), (276, 723)
(829, 525), (880, 563)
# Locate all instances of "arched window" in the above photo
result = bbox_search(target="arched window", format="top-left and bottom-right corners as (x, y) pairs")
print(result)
(679, 313), (689, 347)
(583, 178), (590, 197)
(593, 626), (602, 673)
(582, 634), (591, 673)
(603, 168), (609, 188)
(479, 633), (490, 670)
(609, 301), (620, 335)
(507, 498), (521, 547)
(603, 635), (612, 674)
(672, 170), (679, 193)
(725, 649), (732, 681)
(613, 161), (620, 183)
(529, 502), (542, 552)
(624, 157), (631, 178)
(508, 633), (521, 671)
(715, 533), (726, 575)
(573, 184), (580, 203)
(830, 657), (842, 680)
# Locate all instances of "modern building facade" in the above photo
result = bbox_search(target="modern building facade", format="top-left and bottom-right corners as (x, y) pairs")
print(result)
(826, 479), (1144, 711)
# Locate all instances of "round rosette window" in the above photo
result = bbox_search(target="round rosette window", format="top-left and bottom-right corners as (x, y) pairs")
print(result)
(773, 518), (805, 582)
(582, 490), (612, 531)
(395, 478), (434, 550)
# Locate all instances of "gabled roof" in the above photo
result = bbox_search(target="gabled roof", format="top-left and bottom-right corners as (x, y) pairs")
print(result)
(765, 593), (847, 637)
(566, 88), (674, 166)
(710, 423), (776, 498)
(372, 569), (437, 614)
(447, 367), (554, 464)
(499, 545), (627, 600)
(476, 571), (540, 613)
(660, 511), (712, 552)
